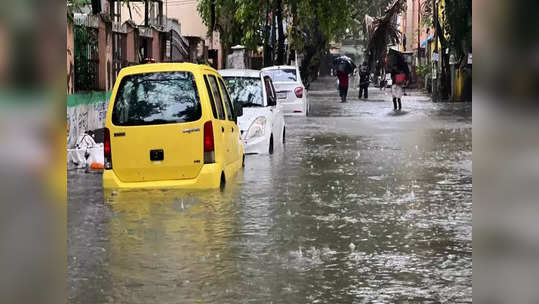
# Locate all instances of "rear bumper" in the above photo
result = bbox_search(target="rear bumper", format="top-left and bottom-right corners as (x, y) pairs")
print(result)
(103, 163), (224, 189)
(279, 99), (307, 116)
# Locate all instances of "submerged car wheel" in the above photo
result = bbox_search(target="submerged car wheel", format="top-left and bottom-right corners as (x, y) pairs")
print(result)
(269, 135), (274, 154)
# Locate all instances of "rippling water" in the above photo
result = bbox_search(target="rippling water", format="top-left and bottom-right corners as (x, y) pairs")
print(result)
(69, 89), (472, 303)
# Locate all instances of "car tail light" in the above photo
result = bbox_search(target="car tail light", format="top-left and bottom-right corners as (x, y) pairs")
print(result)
(294, 87), (303, 98)
(203, 121), (215, 164)
(104, 127), (112, 169)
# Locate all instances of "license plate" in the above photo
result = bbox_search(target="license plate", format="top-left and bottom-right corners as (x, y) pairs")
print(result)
(277, 92), (287, 99)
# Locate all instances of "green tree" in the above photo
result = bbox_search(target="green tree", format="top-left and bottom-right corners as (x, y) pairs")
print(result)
(365, 0), (406, 77)
(350, 0), (394, 45)
(198, 0), (269, 67)
(197, 0), (358, 82)
(287, 0), (358, 86)
(421, 0), (471, 98)
(444, 0), (472, 67)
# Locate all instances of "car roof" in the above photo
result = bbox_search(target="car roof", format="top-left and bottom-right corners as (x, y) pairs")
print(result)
(218, 69), (261, 78)
(118, 62), (218, 77)
(261, 65), (297, 71)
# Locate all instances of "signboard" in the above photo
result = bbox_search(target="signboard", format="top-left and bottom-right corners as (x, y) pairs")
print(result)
(468, 53), (472, 64)
(432, 52), (439, 62)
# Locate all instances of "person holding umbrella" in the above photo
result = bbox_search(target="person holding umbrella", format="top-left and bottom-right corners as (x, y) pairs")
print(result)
(390, 64), (407, 111)
(336, 70), (350, 103)
(334, 55), (356, 103)
(387, 50), (409, 111)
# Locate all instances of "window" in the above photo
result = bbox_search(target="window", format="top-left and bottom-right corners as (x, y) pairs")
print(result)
(266, 69), (297, 82)
(112, 71), (201, 126)
(204, 75), (218, 119)
(207, 75), (226, 120)
(218, 78), (235, 121)
(263, 76), (276, 100)
(223, 77), (263, 107)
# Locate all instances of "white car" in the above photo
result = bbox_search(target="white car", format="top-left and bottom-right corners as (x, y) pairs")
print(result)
(220, 69), (286, 154)
(261, 65), (309, 116)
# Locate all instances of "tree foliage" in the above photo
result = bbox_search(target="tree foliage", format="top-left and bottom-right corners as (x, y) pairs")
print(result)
(443, 0), (472, 66)
(421, 0), (471, 66)
(366, 0), (406, 75)
(350, 0), (394, 41)
(197, 0), (357, 81)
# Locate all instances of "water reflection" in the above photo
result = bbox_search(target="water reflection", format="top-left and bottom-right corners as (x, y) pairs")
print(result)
(103, 182), (244, 303)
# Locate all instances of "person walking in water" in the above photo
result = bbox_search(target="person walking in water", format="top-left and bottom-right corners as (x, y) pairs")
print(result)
(358, 61), (369, 99)
(336, 69), (350, 103)
(390, 66), (406, 111)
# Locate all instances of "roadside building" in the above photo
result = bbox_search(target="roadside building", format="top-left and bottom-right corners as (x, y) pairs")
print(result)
(120, 0), (222, 69)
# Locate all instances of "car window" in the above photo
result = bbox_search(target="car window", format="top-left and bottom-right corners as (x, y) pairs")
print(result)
(218, 78), (235, 122)
(223, 76), (263, 107)
(112, 71), (201, 126)
(203, 75), (218, 119)
(263, 76), (275, 101)
(266, 69), (297, 82)
(207, 75), (226, 120)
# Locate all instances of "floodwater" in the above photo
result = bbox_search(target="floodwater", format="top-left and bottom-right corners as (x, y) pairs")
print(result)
(68, 86), (472, 303)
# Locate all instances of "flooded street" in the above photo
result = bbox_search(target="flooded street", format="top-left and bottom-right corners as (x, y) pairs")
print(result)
(68, 86), (472, 303)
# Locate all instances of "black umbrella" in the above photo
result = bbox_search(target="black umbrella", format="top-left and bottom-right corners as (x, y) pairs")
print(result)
(333, 55), (356, 74)
(387, 49), (409, 75)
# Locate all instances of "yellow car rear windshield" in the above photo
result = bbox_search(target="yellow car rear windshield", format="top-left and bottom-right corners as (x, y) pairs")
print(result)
(112, 71), (201, 126)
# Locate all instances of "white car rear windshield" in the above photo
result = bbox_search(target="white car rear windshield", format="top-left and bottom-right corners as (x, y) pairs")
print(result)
(266, 69), (297, 82)
(112, 71), (201, 126)
(223, 77), (264, 107)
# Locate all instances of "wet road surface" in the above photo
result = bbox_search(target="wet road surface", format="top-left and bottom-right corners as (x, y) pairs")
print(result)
(68, 85), (472, 303)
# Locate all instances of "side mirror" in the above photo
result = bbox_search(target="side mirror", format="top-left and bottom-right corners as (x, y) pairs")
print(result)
(267, 95), (277, 107)
(234, 100), (243, 117)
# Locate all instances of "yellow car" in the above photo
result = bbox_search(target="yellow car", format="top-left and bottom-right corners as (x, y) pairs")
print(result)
(103, 63), (244, 190)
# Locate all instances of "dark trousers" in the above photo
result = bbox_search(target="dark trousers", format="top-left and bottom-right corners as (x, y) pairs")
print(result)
(392, 98), (402, 110)
(359, 85), (368, 98)
(339, 85), (348, 101)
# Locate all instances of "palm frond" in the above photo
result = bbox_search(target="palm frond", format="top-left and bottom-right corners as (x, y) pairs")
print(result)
(366, 0), (406, 67)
